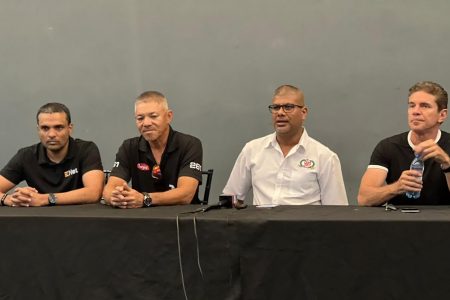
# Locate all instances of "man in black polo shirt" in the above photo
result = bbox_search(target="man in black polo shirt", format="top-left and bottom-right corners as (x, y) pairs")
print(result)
(0, 103), (104, 207)
(103, 91), (202, 208)
(358, 81), (450, 206)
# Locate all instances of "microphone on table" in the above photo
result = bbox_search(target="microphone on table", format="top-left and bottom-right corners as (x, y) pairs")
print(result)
(201, 195), (247, 212)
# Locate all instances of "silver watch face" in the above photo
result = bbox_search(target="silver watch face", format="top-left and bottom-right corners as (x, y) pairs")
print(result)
(143, 193), (152, 207)
(48, 193), (57, 205)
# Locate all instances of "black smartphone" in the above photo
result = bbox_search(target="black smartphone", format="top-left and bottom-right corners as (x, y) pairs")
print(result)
(401, 207), (420, 213)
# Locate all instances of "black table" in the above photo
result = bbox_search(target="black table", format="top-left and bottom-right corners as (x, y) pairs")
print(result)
(1, 204), (450, 300)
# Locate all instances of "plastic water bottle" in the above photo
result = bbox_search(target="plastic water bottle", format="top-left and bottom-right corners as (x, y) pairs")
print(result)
(406, 154), (424, 199)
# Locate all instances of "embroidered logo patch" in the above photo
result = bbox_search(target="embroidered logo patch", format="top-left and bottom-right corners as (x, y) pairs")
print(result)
(137, 163), (150, 171)
(64, 168), (78, 178)
(299, 159), (315, 169)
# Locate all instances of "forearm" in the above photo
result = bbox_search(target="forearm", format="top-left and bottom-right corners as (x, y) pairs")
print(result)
(51, 187), (102, 205)
(357, 183), (399, 206)
(150, 188), (195, 205)
(2, 187), (101, 206)
(54, 170), (104, 205)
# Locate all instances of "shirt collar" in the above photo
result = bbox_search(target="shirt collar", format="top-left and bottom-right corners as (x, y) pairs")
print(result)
(267, 127), (309, 152)
(37, 137), (75, 165)
(138, 126), (177, 153)
(407, 129), (441, 149)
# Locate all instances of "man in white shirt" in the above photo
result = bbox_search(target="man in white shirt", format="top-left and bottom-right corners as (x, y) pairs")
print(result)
(223, 85), (348, 205)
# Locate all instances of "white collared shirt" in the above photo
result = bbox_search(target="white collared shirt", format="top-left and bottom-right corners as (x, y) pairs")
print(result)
(223, 129), (348, 205)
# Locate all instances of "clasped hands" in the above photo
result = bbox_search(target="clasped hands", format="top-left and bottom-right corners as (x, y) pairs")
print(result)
(110, 183), (144, 209)
(6, 187), (48, 207)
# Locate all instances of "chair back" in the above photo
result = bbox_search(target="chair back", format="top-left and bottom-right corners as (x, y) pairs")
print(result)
(200, 169), (214, 205)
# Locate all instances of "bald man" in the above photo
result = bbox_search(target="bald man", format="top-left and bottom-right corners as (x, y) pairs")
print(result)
(223, 84), (348, 205)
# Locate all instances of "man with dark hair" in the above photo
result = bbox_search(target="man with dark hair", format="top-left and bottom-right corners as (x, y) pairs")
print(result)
(223, 84), (348, 205)
(358, 81), (450, 206)
(102, 91), (202, 208)
(0, 103), (104, 207)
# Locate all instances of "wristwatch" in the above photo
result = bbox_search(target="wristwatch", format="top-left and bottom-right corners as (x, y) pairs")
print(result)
(48, 193), (57, 206)
(142, 192), (152, 207)
(0, 193), (7, 206)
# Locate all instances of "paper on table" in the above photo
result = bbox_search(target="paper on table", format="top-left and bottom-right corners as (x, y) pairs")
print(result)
(256, 204), (279, 208)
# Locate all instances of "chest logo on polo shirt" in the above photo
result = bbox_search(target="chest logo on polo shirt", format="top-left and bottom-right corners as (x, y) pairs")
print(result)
(137, 163), (150, 171)
(299, 159), (315, 169)
(64, 168), (78, 178)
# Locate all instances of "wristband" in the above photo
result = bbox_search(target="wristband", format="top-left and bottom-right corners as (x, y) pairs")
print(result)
(1, 193), (8, 206)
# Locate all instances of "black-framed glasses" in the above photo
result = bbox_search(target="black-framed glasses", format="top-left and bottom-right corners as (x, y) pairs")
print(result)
(268, 104), (304, 113)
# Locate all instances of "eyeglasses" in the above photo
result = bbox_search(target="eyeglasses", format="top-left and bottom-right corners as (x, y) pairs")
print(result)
(268, 104), (304, 113)
(152, 164), (162, 180)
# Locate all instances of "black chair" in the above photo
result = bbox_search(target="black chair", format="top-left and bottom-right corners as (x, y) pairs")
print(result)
(199, 169), (214, 205)
(103, 170), (111, 184)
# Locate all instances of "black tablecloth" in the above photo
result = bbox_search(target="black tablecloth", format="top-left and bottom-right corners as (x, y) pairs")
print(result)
(1, 204), (450, 300)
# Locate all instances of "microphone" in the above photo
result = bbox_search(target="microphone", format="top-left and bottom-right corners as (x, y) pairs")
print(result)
(201, 195), (247, 212)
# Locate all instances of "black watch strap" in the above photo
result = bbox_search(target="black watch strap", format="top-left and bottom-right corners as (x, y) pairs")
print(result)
(1, 193), (8, 206)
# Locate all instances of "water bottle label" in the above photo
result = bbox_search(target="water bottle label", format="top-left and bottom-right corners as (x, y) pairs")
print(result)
(406, 156), (424, 199)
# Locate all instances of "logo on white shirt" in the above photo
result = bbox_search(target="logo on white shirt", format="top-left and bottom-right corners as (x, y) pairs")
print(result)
(299, 159), (315, 169)
(64, 168), (78, 178)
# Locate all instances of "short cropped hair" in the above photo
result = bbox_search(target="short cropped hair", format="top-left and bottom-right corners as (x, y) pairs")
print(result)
(135, 91), (169, 110)
(36, 102), (71, 124)
(273, 85), (305, 105)
(409, 81), (448, 111)
(273, 85), (301, 98)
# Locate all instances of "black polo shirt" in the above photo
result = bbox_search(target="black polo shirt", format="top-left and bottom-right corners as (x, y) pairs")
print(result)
(369, 131), (450, 205)
(110, 128), (203, 203)
(0, 137), (103, 194)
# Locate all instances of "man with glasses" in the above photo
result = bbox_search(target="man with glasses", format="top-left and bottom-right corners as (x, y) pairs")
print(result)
(103, 91), (203, 208)
(358, 81), (450, 206)
(0, 102), (104, 207)
(223, 85), (348, 205)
